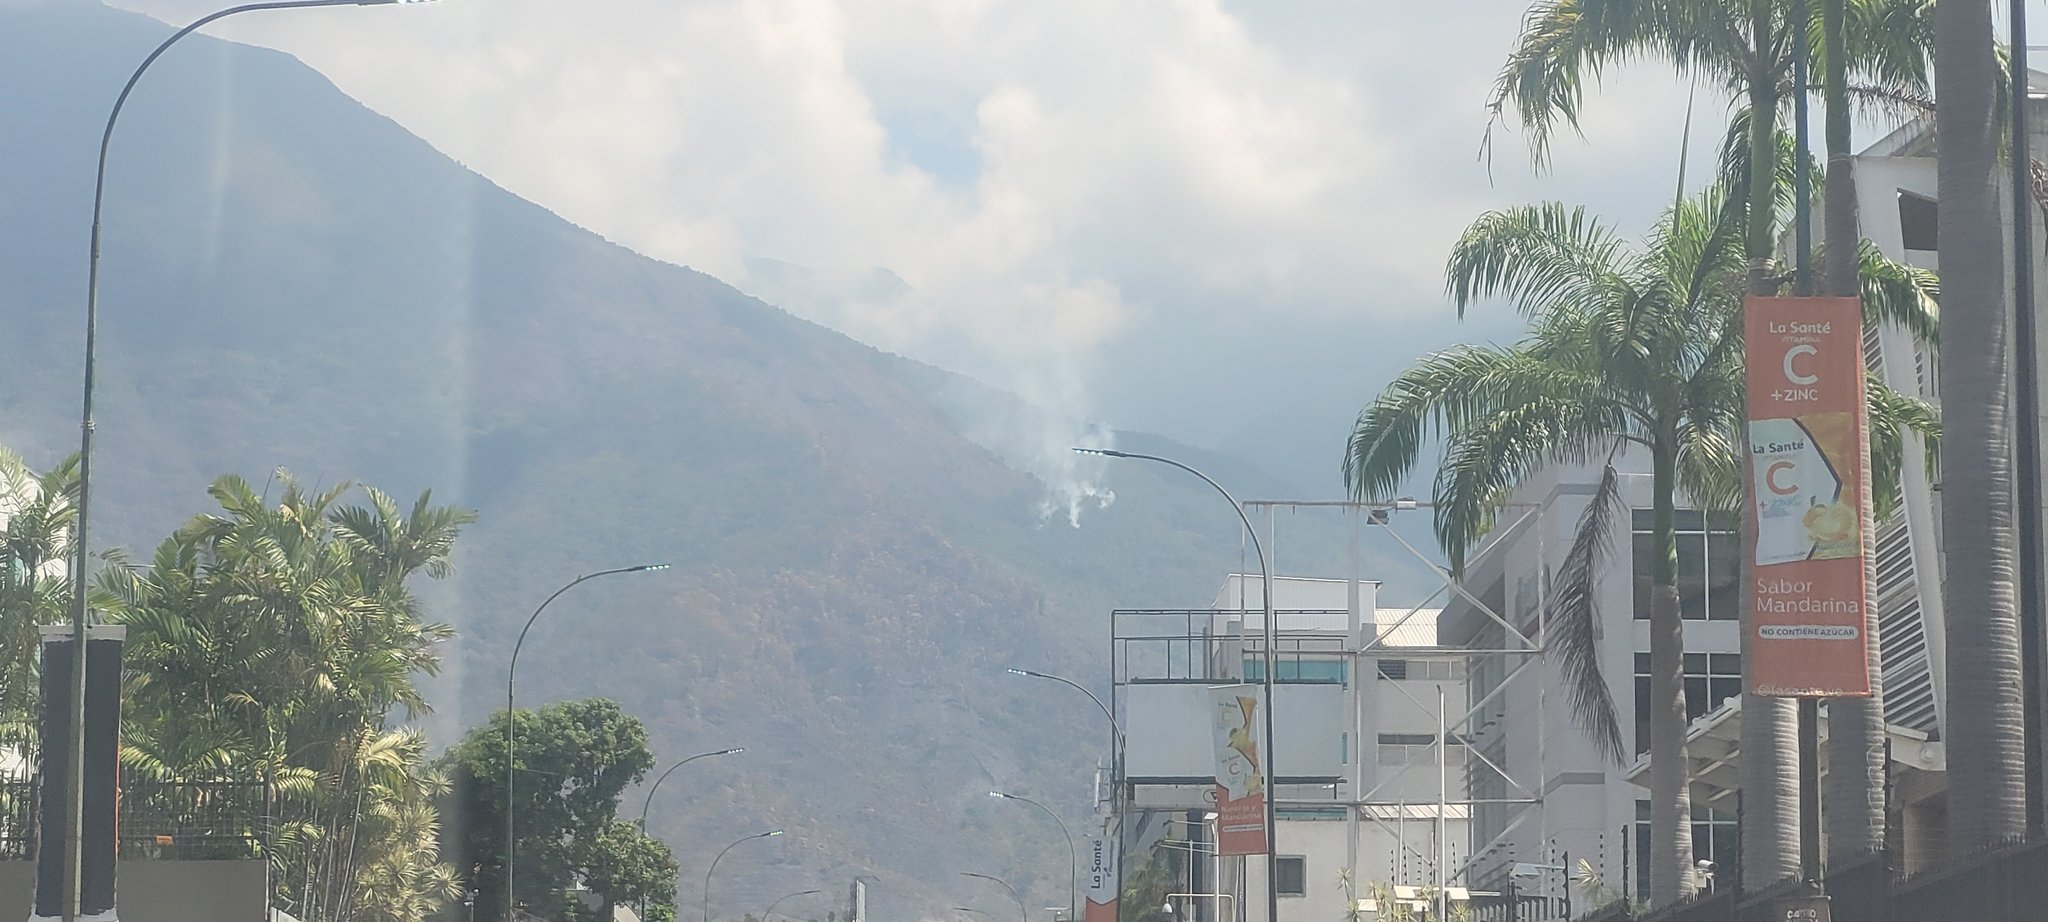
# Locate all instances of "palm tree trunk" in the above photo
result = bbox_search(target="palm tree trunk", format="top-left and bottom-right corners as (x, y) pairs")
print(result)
(1935, 0), (2027, 852)
(1819, 0), (1888, 866)
(1740, 30), (1804, 892)
(1648, 441), (1696, 906)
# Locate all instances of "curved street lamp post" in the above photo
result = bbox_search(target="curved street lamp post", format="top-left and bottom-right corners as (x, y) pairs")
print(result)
(960, 872), (1028, 922)
(764, 888), (823, 922)
(705, 830), (785, 922)
(1074, 447), (1277, 922)
(504, 565), (670, 920)
(63, 2), (439, 920)
(990, 791), (1077, 922)
(640, 747), (746, 829)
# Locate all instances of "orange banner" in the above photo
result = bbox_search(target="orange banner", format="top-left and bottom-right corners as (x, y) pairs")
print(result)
(1744, 296), (1872, 698)
(1209, 685), (1269, 855)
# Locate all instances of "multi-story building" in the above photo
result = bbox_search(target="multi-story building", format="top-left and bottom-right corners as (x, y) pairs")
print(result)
(1117, 573), (1475, 922)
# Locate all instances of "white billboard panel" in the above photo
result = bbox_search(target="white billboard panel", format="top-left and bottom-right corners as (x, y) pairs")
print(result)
(1123, 682), (1345, 782)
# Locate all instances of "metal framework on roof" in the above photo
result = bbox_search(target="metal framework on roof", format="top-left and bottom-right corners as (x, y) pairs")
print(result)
(1106, 499), (1572, 922)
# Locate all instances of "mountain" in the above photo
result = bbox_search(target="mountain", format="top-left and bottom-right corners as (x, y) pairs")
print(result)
(0, 2), (1427, 916)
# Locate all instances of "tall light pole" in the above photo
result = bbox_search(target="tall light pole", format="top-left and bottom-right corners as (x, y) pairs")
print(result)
(504, 564), (670, 920)
(705, 830), (785, 922)
(1006, 667), (1125, 917)
(640, 748), (746, 829)
(990, 791), (1077, 922)
(961, 872), (1028, 922)
(637, 747), (743, 922)
(764, 888), (823, 922)
(63, 4), (438, 921)
(1074, 447), (1277, 922)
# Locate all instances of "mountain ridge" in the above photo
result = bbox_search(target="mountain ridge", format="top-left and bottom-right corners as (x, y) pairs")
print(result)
(0, 3), (1420, 916)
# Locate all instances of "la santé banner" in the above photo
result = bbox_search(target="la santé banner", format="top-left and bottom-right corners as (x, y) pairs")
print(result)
(1208, 684), (1269, 855)
(1743, 296), (1872, 698)
(1083, 831), (1119, 922)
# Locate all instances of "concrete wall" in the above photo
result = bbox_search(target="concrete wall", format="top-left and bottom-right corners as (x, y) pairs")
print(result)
(0, 860), (264, 922)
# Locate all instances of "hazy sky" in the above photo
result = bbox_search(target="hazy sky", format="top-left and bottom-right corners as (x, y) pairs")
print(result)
(114, 0), (1997, 492)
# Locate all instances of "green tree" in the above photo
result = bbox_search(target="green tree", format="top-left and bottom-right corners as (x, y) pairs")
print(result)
(578, 820), (680, 922)
(0, 446), (77, 748)
(442, 698), (667, 922)
(98, 471), (473, 922)
(1932, 0), (2025, 852)
(1342, 187), (1938, 906)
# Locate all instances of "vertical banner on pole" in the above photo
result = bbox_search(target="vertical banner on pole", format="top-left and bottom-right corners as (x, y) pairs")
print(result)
(1083, 830), (1119, 922)
(1744, 296), (1874, 697)
(1208, 685), (1268, 855)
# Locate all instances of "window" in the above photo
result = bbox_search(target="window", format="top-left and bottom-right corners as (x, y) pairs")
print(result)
(1243, 658), (1346, 683)
(1632, 510), (1739, 621)
(1276, 856), (1307, 897)
(1375, 734), (1467, 767)
(1636, 800), (1735, 898)
(1633, 652), (1742, 754)
(1374, 659), (1461, 681)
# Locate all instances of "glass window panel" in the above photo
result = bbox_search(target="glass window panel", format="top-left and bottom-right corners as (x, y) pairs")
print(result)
(1378, 660), (1408, 680)
(1677, 529), (1710, 619)
(1709, 678), (1742, 710)
(1277, 857), (1307, 896)
(1710, 653), (1743, 675)
(1684, 653), (1709, 675)
(1633, 532), (1654, 620)
(1707, 532), (1741, 620)
(1685, 677), (1709, 719)
(1635, 653), (1652, 674)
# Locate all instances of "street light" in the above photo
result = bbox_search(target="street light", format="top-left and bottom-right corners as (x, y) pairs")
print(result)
(989, 791), (1077, 921)
(705, 830), (785, 922)
(1005, 668), (1125, 795)
(961, 872), (1028, 922)
(1074, 446), (1277, 922)
(504, 564), (670, 920)
(764, 888), (824, 922)
(61, 4), (440, 920)
(640, 748), (746, 828)
(636, 748), (743, 922)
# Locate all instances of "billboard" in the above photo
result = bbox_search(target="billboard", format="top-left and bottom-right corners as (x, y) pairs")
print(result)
(1743, 296), (1873, 697)
(1083, 831), (1119, 922)
(1122, 682), (1345, 784)
(1207, 685), (1268, 855)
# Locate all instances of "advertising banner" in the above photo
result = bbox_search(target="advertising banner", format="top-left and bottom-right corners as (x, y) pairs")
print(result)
(1207, 684), (1269, 855)
(1744, 296), (1873, 697)
(1083, 831), (1120, 922)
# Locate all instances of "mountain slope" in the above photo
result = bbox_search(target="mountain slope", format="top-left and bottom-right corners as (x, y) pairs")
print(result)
(0, 3), (1423, 916)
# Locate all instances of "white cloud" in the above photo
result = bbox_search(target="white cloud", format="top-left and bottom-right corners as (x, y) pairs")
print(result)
(120, 0), (1729, 455)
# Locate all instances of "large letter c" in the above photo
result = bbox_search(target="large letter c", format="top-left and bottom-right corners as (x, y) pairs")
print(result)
(1783, 344), (1819, 385)
(1766, 461), (1798, 495)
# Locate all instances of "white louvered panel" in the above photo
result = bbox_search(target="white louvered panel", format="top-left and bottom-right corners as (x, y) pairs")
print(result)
(1874, 511), (1940, 733)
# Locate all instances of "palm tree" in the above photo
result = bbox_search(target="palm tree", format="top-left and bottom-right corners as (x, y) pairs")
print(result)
(1487, 0), (1938, 890)
(0, 446), (78, 750)
(1343, 188), (1938, 905)
(100, 470), (473, 920)
(1933, 0), (2025, 853)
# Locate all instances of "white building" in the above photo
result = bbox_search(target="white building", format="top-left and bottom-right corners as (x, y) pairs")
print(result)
(1117, 573), (1473, 922)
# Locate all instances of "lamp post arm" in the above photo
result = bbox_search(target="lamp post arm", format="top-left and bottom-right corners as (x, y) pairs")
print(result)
(962, 873), (1027, 922)
(640, 748), (742, 829)
(705, 833), (777, 922)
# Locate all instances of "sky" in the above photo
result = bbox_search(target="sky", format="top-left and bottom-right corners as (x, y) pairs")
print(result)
(110, 0), (1986, 494)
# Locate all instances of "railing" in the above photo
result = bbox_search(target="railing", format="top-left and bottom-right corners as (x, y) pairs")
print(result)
(117, 777), (268, 860)
(1597, 842), (2048, 922)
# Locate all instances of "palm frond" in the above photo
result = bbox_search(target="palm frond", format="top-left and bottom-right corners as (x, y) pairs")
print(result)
(1547, 463), (1630, 764)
